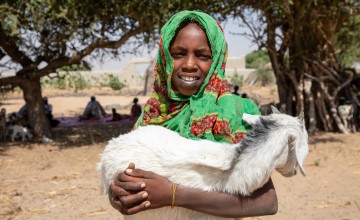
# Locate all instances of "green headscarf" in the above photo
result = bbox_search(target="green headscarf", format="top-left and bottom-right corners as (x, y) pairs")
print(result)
(135, 10), (259, 143)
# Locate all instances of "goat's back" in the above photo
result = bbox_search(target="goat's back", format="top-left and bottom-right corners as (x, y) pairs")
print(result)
(97, 125), (237, 194)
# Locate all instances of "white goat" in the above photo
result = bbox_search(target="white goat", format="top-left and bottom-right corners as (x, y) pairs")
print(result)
(97, 106), (309, 220)
(338, 104), (355, 133)
(10, 125), (33, 142)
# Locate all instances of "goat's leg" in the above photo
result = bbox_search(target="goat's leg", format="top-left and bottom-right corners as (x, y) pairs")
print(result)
(348, 116), (356, 132)
(340, 116), (349, 133)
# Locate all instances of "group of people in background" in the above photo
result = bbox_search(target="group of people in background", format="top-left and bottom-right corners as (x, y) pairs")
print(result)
(232, 85), (248, 99)
(15, 95), (142, 125)
(79, 96), (142, 122)
(15, 95), (141, 124)
(16, 97), (59, 128)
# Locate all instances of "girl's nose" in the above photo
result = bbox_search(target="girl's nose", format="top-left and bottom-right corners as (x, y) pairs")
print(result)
(183, 55), (197, 71)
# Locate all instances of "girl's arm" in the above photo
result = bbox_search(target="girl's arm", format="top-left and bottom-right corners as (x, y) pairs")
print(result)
(109, 164), (277, 218)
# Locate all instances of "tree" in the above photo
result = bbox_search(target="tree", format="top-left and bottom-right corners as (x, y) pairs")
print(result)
(245, 50), (274, 86)
(227, 0), (360, 133)
(0, 0), (220, 137)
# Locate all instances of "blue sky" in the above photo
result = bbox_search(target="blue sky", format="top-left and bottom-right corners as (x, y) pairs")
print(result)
(92, 20), (258, 71)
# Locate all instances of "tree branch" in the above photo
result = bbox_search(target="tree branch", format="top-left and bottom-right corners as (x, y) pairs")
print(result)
(0, 28), (34, 67)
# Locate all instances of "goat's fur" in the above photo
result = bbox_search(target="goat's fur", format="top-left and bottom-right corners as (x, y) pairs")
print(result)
(10, 125), (33, 142)
(97, 106), (309, 220)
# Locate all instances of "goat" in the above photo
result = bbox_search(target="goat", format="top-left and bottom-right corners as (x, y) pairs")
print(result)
(97, 106), (309, 220)
(10, 125), (33, 142)
(338, 104), (356, 133)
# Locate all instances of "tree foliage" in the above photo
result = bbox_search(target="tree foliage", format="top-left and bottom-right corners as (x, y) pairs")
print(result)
(335, 14), (360, 66)
(245, 50), (270, 69)
(106, 74), (126, 91)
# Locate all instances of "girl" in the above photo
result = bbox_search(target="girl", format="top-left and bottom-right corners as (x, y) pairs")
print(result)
(109, 10), (277, 218)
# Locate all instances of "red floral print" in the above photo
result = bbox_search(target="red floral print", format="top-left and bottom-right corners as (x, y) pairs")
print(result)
(191, 114), (218, 137)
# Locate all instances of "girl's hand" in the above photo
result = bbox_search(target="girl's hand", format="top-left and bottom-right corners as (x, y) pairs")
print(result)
(122, 167), (173, 209)
(110, 163), (173, 214)
(109, 163), (149, 215)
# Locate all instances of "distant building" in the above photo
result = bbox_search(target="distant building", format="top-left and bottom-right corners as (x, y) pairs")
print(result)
(225, 57), (256, 81)
(72, 57), (152, 88)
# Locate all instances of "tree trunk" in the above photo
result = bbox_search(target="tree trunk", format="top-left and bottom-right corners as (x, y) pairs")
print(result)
(20, 78), (52, 138)
(304, 79), (317, 134)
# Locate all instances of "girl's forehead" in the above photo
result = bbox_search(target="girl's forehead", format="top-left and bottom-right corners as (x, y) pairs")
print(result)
(171, 22), (212, 49)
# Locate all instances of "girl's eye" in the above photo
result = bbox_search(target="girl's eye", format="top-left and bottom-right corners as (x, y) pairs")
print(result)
(197, 54), (212, 60)
(171, 52), (184, 58)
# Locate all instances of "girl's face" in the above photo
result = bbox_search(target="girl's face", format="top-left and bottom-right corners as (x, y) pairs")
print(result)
(170, 23), (212, 97)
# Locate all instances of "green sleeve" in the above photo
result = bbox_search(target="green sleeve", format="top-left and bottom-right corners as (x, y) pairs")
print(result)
(241, 98), (260, 116)
(235, 98), (260, 131)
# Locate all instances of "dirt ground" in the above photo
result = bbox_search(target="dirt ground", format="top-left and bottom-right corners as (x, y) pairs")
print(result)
(0, 87), (359, 220)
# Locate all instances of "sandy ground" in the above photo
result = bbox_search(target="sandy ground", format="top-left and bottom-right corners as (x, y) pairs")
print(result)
(1, 87), (359, 220)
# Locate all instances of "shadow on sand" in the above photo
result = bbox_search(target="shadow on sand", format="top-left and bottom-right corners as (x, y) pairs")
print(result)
(309, 135), (345, 145)
(0, 121), (135, 155)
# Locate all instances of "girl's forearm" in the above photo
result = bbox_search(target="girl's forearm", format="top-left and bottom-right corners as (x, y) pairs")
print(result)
(175, 179), (278, 218)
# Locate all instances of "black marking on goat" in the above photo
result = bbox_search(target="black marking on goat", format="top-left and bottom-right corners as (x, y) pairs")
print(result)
(236, 117), (280, 155)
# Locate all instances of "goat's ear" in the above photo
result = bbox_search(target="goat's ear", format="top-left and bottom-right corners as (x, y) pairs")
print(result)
(296, 153), (308, 176)
(271, 105), (281, 114)
(297, 112), (304, 121)
(295, 139), (309, 176)
(242, 113), (260, 126)
(298, 112), (307, 131)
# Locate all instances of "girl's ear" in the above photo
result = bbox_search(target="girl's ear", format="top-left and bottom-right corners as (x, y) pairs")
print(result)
(242, 113), (260, 126)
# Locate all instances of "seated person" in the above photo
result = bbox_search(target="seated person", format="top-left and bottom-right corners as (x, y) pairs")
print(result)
(43, 97), (59, 127)
(0, 108), (6, 140)
(107, 108), (123, 122)
(130, 97), (142, 119)
(15, 105), (30, 127)
(17, 104), (28, 121)
(232, 85), (240, 96)
(43, 97), (53, 117)
(79, 96), (107, 120)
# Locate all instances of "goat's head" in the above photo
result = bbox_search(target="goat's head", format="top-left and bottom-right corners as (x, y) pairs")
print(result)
(270, 106), (308, 177)
(243, 106), (309, 177)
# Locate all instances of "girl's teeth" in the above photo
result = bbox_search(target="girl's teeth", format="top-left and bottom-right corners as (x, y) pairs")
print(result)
(182, 76), (197, 82)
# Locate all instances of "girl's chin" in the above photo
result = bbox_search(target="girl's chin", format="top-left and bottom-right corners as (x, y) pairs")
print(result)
(176, 86), (200, 96)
